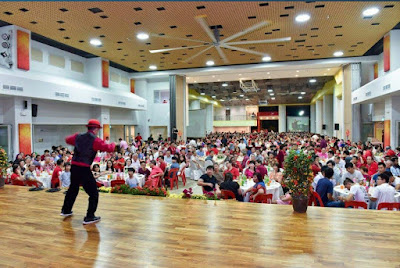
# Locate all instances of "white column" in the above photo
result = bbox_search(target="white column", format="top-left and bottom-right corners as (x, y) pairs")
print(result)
(351, 63), (362, 142)
(278, 105), (286, 133)
(310, 103), (316, 133)
(133, 79), (149, 139)
(385, 96), (400, 148)
(316, 100), (323, 134)
(323, 94), (333, 137)
(91, 106), (110, 139)
(205, 104), (214, 135)
(333, 95), (342, 139)
(189, 100), (201, 110)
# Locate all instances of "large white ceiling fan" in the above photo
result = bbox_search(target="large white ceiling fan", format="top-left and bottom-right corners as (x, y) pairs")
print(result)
(149, 15), (291, 64)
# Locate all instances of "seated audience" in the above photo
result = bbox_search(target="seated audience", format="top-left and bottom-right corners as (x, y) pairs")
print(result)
(138, 161), (150, 179)
(126, 168), (139, 188)
(369, 173), (395, 207)
(243, 172), (266, 202)
(316, 168), (344, 207)
(198, 165), (220, 194)
(341, 163), (364, 184)
(220, 172), (243, 201)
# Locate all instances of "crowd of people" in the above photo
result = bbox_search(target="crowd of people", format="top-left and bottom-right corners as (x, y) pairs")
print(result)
(5, 131), (400, 208)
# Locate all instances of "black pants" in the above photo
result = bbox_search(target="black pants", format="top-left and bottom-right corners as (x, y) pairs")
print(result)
(61, 165), (98, 217)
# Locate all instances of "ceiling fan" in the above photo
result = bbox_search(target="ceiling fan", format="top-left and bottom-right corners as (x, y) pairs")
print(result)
(277, 90), (302, 96)
(149, 15), (291, 64)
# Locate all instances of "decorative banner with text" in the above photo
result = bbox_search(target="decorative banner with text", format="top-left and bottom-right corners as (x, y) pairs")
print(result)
(17, 30), (30, 71)
(102, 60), (109, 88)
(19, 124), (32, 155)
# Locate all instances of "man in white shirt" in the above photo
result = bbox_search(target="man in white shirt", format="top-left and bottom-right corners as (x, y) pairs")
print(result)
(341, 162), (364, 183)
(131, 154), (141, 172)
(339, 178), (366, 202)
(164, 150), (173, 165)
(238, 139), (246, 151)
(370, 173), (395, 208)
(334, 155), (346, 169)
(385, 171), (400, 190)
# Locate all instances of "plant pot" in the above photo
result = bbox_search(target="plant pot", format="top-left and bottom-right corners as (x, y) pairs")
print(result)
(0, 175), (5, 188)
(292, 195), (309, 213)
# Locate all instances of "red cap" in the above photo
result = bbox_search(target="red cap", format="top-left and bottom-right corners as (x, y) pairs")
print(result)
(86, 119), (102, 129)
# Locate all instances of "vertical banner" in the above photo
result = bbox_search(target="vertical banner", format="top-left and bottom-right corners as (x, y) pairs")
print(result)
(17, 30), (30, 70)
(102, 60), (109, 88)
(384, 120), (390, 148)
(103, 124), (110, 140)
(383, 34), (390, 72)
(373, 63), (378, 79)
(130, 79), (135, 94)
(18, 124), (32, 155)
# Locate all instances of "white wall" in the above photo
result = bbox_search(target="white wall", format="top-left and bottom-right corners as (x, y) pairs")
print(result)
(187, 110), (206, 138)
(33, 125), (85, 153)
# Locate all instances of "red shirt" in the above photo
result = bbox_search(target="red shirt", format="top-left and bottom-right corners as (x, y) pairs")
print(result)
(366, 162), (378, 176)
(114, 158), (125, 172)
(136, 135), (142, 142)
(212, 148), (218, 155)
(311, 164), (321, 176)
(11, 173), (24, 186)
(224, 167), (240, 180)
(158, 161), (166, 172)
(51, 166), (62, 184)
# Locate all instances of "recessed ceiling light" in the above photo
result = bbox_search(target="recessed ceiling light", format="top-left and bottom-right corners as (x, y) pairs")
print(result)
(333, 51), (344, 57)
(267, 89), (273, 92)
(194, 80), (197, 83)
(200, 92), (205, 95)
(136, 33), (149, 40)
(270, 93), (275, 96)
(239, 94), (244, 97)
(212, 95), (216, 98)
(323, 73), (327, 76)
(149, 65), (157, 70)
(222, 83), (228, 87)
(299, 110), (305, 116)
(327, 68), (331, 71)
(271, 97), (276, 100)
(298, 96), (303, 99)
(89, 39), (102, 46)
(206, 60), (215, 66)
(301, 92), (306, 95)
(363, 7), (380, 17)
(296, 70), (299, 72)
(267, 72), (270, 74)
(295, 13), (311, 23)
(212, 75), (215, 78)
(239, 74), (242, 76)
(245, 98), (250, 101)
(295, 74), (299, 77)
(262, 56), (271, 62)
(309, 79), (317, 83)
(217, 79), (221, 81)
(220, 99), (225, 101)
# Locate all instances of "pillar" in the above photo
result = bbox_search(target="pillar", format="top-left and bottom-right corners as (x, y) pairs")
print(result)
(205, 104), (214, 135)
(189, 100), (201, 110)
(310, 103), (316, 133)
(278, 105), (286, 133)
(133, 79), (149, 139)
(170, 75), (187, 141)
(316, 100), (323, 134)
(385, 96), (400, 148)
(91, 106), (110, 140)
(323, 94), (333, 137)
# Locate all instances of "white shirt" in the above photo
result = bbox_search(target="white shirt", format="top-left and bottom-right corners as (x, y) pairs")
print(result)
(371, 183), (395, 207)
(238, 143), (246, 151)
(341, 170), (364, 184)
(349, 184), (366, 202)
(335, 159), (346, 169)
(164, 155), (173, 165)
(131, 159), (140, 172)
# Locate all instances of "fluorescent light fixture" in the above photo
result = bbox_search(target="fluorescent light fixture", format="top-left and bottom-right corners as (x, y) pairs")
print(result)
(239, 94), (244, 97)
(262, 56), (271, 62)
(299, 110), (305, 116)
(217, 79), (221, 81)
(333, 51), (344, 57)
(271, 97), (275, 100)
(298, 96), (303, 99)
(194, 80), (197, 83)
(270, 93), (275, 96)
(136, 33), (149, 40)
(206, 60), (215, 66)
(267, 89), (273, 92)
(212, 95), (216, 98)
(295, 74), (299, 77)
(296, 70), (299, 73)
(363, 7), (379, 17)
(226, 107), (230, 110)
(89, 39), (102, 46)
(200, 92), (205, 95)
(245, 98), (250, 101)
(323, 73), (327, 76)
(149, 65), (157, 70)
(327, 68), (331, 71)
(267, 72), (270, 75)
(212, 75), (215, 78)
(220, 99), (225, 101)
(222, 83), (228, 87)
(239, 74), (242, 76)
(301, 92), (306, 95)
(295, 13), (311, 23)
(309, 79), (317, 83)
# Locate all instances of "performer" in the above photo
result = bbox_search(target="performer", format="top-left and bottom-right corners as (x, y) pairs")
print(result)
(61, 119), (115, 225)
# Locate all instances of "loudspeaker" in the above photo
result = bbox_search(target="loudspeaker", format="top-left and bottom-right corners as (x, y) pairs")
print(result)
(322, 124), (326, 130)
(23, 100), (28, 109)
(334, 124), (339, 130)
(32, 104), (38, 117)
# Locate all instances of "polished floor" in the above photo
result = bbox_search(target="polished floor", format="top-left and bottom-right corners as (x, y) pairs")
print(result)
(1, 186), (400, 268)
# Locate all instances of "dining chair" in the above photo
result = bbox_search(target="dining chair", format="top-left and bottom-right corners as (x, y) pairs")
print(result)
(308, 191), (324, 207)
(252, 193), (273, 203)
(344, 201), (368, 209)
(221, 190), (236, 200)
(377, 202), (400, 211)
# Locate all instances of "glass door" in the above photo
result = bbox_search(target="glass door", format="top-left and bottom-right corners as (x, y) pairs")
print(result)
(0, 125), (12, 160)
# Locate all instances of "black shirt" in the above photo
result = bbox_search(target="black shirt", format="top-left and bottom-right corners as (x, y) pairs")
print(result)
(220, 180), (243, 201)
(200, 174), (217, 192)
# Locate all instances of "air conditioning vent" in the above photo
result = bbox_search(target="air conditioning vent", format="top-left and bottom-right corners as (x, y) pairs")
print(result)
(118, 101), (126, 106)
(10, 86), (16, 90)
(16, 87), (23, 91)
(91, 97), (102, 102)
(3, 85), (9, 89)
(55, 92), (69, 98)
(259, 100), (268, 105)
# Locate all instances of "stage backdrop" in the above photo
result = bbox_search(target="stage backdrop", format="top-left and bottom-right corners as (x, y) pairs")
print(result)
(287, 116), (310, 132)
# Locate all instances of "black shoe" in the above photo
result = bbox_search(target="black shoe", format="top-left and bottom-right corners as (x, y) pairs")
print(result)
(83, 216), (101, 225)
(60, 211), (73, 217)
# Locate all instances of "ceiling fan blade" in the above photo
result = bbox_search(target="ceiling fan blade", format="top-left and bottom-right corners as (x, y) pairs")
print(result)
(149, 45), (207, 54)
(221, 44), (266, 57)
(183, 46), (213, 63)
(226, 37), (291, 46)
(150, 33), (209, 44)
(215, 46), (229, 64)
(221, 21), (270, 43)
(195, 15), (217, 43)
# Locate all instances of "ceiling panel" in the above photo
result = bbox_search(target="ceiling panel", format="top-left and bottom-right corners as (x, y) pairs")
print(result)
(0, 1), (399, 71)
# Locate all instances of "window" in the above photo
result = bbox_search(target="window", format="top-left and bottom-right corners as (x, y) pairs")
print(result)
(154, 90), (169, 104)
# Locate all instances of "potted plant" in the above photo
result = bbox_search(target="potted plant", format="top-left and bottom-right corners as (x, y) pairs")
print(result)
(282, 150), (313, 213)
(0, 147), (8, 188)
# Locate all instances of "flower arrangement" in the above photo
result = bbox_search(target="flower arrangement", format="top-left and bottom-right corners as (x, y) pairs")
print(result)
(111, 184), (168, 197)
(0, 147), (8, 177)
(182, 188), (193, 198)
(282, 150), (313, 198)
(99, 186), (112, 193)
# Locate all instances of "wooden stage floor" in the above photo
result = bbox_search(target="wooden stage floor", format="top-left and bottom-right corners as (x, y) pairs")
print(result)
(1, 186), (400, 268)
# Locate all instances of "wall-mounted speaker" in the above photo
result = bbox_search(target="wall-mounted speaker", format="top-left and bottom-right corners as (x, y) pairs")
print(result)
(322, 124), (326, 130)
(23, 100), (28, 109)
(32, 104), (38, 117)
(334, 124), (339, 130)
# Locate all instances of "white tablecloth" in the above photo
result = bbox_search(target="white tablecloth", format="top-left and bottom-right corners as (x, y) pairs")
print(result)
(98, 174), (145, 188)
(334, 185), (400, 203)
(241, 181), (281, 202)
(36, 174), (51, 188)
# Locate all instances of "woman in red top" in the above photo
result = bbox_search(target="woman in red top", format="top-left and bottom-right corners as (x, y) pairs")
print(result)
(311, 155), (321, 176)
(11, 165), (25, 186)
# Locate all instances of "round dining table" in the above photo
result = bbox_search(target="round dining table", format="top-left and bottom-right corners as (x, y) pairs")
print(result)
(240, 180), (281, 202)
(36, 173), (52, 188)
